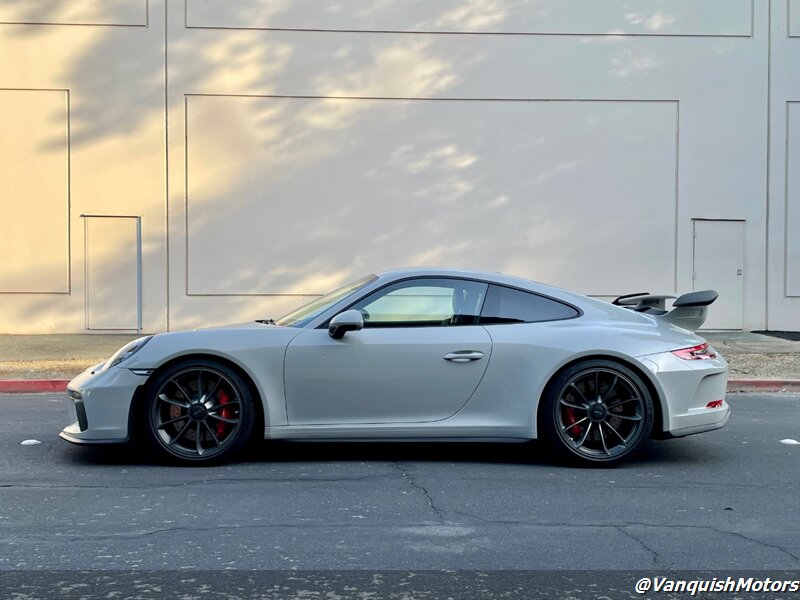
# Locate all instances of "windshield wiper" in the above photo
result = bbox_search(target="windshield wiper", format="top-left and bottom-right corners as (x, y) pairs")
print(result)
(255, 318), (276, 325)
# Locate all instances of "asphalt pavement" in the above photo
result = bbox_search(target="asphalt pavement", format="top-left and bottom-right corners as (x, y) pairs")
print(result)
(1, 392), (798, 576)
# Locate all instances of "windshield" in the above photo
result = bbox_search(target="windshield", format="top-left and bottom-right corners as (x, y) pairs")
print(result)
(275, 274), (378, 328)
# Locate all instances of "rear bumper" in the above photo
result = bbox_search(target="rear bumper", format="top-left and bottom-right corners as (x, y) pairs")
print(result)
(640, 347), (730, 438)
(661, 405), (730, 438)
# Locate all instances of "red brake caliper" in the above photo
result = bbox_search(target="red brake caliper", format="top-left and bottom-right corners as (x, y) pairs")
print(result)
(216, 389), (230, 438)
(564, 406), (583, 440)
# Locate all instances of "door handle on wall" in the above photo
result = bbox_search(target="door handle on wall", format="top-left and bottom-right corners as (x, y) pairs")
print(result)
(443, 351), (484, 362)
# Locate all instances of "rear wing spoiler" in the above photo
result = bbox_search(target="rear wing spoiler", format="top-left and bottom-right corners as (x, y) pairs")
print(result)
(612, 290), (719, 331)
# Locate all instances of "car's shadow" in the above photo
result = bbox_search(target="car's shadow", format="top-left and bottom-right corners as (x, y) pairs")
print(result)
(60, 436), (723, 469)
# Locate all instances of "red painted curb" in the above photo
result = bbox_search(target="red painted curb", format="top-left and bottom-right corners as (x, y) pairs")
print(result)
(0, 380), (69, 393)
(727, 379), (800, 392)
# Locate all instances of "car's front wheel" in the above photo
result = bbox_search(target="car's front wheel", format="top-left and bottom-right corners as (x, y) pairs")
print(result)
(539, 360), (654, 466)
(140, 359), (255, 465)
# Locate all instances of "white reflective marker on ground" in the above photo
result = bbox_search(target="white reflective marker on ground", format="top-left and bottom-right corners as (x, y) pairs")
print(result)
(779, 439), (799, 445)
(20, 439), (42, 446)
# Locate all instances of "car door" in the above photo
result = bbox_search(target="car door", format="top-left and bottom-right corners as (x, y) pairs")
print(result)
(284, 278), (492, 425)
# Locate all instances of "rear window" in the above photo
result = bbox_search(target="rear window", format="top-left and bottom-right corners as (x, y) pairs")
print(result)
(479, 285), (579, 324)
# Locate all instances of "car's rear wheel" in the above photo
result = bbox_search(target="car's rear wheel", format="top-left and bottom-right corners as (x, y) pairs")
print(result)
(539, 360), (654, 466)
(141, 359), (254, 465)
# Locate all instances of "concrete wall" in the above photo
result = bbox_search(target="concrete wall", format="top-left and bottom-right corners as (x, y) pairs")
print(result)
(1, 0), (798, 333)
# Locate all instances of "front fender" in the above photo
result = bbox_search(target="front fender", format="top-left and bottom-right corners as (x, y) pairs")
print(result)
(125, 327), (303, 429)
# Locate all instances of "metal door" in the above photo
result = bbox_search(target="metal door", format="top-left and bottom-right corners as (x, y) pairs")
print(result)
(284, 326), (492, 425)
(84, 215), (142, 331)
(692, 219), (744, 330)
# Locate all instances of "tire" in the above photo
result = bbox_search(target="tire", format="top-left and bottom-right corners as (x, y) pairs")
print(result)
(538, 359), (654, 467)
(140, 359), (255, 465)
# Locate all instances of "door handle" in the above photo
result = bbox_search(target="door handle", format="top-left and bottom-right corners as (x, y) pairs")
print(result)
(443, 351), (484, 363)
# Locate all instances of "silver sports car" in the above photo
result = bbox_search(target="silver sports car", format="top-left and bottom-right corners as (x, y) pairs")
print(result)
(61, 268), (729, 466)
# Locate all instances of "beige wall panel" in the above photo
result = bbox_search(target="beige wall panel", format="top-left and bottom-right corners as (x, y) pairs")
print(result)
(186, 95), (676, 297)
(0, 88), (69, 293)
(186, 0), (752, 36)
(785, 102), (800, 297)
(0, 0), (147, 26)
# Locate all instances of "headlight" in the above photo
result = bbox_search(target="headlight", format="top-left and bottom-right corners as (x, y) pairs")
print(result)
(104, 335), (153, 370)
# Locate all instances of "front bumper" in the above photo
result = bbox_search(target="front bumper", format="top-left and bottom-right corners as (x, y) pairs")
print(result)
(640, 347), (730, 438)
(60, 363), (147, 444)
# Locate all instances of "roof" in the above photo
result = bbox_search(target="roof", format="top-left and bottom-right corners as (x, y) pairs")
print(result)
(374, 267), (584, 304)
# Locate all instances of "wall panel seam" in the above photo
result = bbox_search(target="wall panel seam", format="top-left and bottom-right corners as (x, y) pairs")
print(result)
(785, 101), (800, 297)
(0, 0), (149, 28)
(788, 0), (799, 37)
(182, 0), (755, 38)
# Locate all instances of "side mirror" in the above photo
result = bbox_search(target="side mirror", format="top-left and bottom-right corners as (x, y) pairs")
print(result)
(328, 309), (364, 339)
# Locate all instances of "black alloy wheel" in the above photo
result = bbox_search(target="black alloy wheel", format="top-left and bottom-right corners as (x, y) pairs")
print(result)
(540, 359), (654, 466)
(142, 359), (255, 465)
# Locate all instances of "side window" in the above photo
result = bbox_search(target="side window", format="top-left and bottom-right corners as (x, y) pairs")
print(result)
(479, 285), (579, 324)
(351, 279), (488, 328)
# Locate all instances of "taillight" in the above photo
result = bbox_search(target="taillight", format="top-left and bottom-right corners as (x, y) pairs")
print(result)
(706, 400), (724, 408)
(671, 342), (717, 360)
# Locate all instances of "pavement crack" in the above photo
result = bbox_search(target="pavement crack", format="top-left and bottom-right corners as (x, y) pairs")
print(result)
(620, 521), (800, 563)
(393, 462), (445, 525)
(442, 508), (529, 527)
(613, 524), (660, 565)
(29, 521), (447, 542)
(640, 523), (799, 563)
(718, 531), (800, 561)
(443, 510), (799, 565)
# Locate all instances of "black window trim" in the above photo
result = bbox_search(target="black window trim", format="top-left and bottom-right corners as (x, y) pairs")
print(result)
(316, 275), (583, 329)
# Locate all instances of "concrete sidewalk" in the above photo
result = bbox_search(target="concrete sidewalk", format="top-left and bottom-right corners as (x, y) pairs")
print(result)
(0, 334), (141, 380)
(0, 331), (797, 392)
